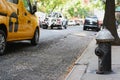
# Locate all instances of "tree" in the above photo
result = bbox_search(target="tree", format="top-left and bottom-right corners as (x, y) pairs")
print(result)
(31, 0), (104, 18)
(116, 0), (120, 6)
(103, 0), (119, 40)
(103, 0), (120, 45)
(35, 0), (68, 13)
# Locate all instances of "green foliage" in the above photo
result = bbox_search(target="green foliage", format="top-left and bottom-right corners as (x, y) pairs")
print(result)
(68, 7), (74, 17)
(35, 0), (67, 13)
(116, 0), (120, 6)
(30, 0), (104, 18)
(91, 0), (104, 9)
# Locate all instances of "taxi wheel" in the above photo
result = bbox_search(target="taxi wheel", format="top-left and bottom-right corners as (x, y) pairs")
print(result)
(0, 30), (6, 55)
(31, 29), (39, 45)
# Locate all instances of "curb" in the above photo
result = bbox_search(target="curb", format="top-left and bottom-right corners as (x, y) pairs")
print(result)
(65, 38), (96, 80)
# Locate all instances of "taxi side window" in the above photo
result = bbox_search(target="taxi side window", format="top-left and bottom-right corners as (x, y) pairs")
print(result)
(23, 0), (31, 12)
(7, 0), (18, 4)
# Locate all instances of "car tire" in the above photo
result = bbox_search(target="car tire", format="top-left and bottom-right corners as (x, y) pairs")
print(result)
(64, 25), (67, 29)
(58, 25), (62, 29)
(96, 28), (100, 32)
(31, 28), (39, 45)
(64, 26), (67, 29)
(83, 26), (87, 30)
(63, 23), (67, 29)
(51, 26), (53, 29)
(0, 30), (6, 55)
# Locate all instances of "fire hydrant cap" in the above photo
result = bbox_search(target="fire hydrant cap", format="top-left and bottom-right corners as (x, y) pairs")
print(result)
(96, 28), (114, 42)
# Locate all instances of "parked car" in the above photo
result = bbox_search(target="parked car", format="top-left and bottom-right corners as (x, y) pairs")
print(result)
(35, 12), (47, 28)
(83, 16), (100, 31)
(42, 12), (67, 29)
(68, 20), (76, 26)
(74, 18), (83, 25)
(41, 18), (49, 29)
(62, 18), (68, 29)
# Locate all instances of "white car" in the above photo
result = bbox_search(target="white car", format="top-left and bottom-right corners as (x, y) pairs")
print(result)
(35, 12), (47, 28)
(68, 20), (76, 26)
(42, 12), (67, 29)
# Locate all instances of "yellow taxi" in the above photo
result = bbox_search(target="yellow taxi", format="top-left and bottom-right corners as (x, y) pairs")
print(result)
(0, 0), (40, 55)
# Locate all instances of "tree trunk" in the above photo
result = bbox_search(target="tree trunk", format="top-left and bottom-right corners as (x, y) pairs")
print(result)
(103, 0), (119, 40)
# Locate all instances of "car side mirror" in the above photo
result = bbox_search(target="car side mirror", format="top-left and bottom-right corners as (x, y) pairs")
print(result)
(32, 1), (37, 14)
(32, 5), (37, 14)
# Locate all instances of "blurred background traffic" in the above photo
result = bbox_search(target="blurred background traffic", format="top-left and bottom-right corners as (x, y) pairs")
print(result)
(33, 0), (120, 30)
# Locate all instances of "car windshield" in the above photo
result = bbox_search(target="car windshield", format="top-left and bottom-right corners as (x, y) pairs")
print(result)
(48, 12), (58, 17)
(87, 16), (97, 19)
(86, 16), (98, 21)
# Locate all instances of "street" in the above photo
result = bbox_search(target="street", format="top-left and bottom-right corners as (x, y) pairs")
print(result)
(0, 26), (97, 80)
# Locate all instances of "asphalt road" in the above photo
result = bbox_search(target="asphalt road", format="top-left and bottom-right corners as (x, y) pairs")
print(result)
(0, 26), (97, 80)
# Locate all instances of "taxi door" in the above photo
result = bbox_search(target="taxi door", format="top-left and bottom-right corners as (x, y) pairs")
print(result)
(6, 0), (22, 40)
(17, 0), (34, 39)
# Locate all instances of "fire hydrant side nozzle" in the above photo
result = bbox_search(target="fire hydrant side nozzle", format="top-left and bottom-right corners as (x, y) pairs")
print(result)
(95, 47), (104, 58)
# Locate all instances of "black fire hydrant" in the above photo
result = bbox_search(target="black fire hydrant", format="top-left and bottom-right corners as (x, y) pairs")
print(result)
(95, 28), (114, 74)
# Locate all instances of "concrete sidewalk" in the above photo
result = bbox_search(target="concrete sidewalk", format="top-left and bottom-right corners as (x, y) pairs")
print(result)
(65, 38), (120, 80)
